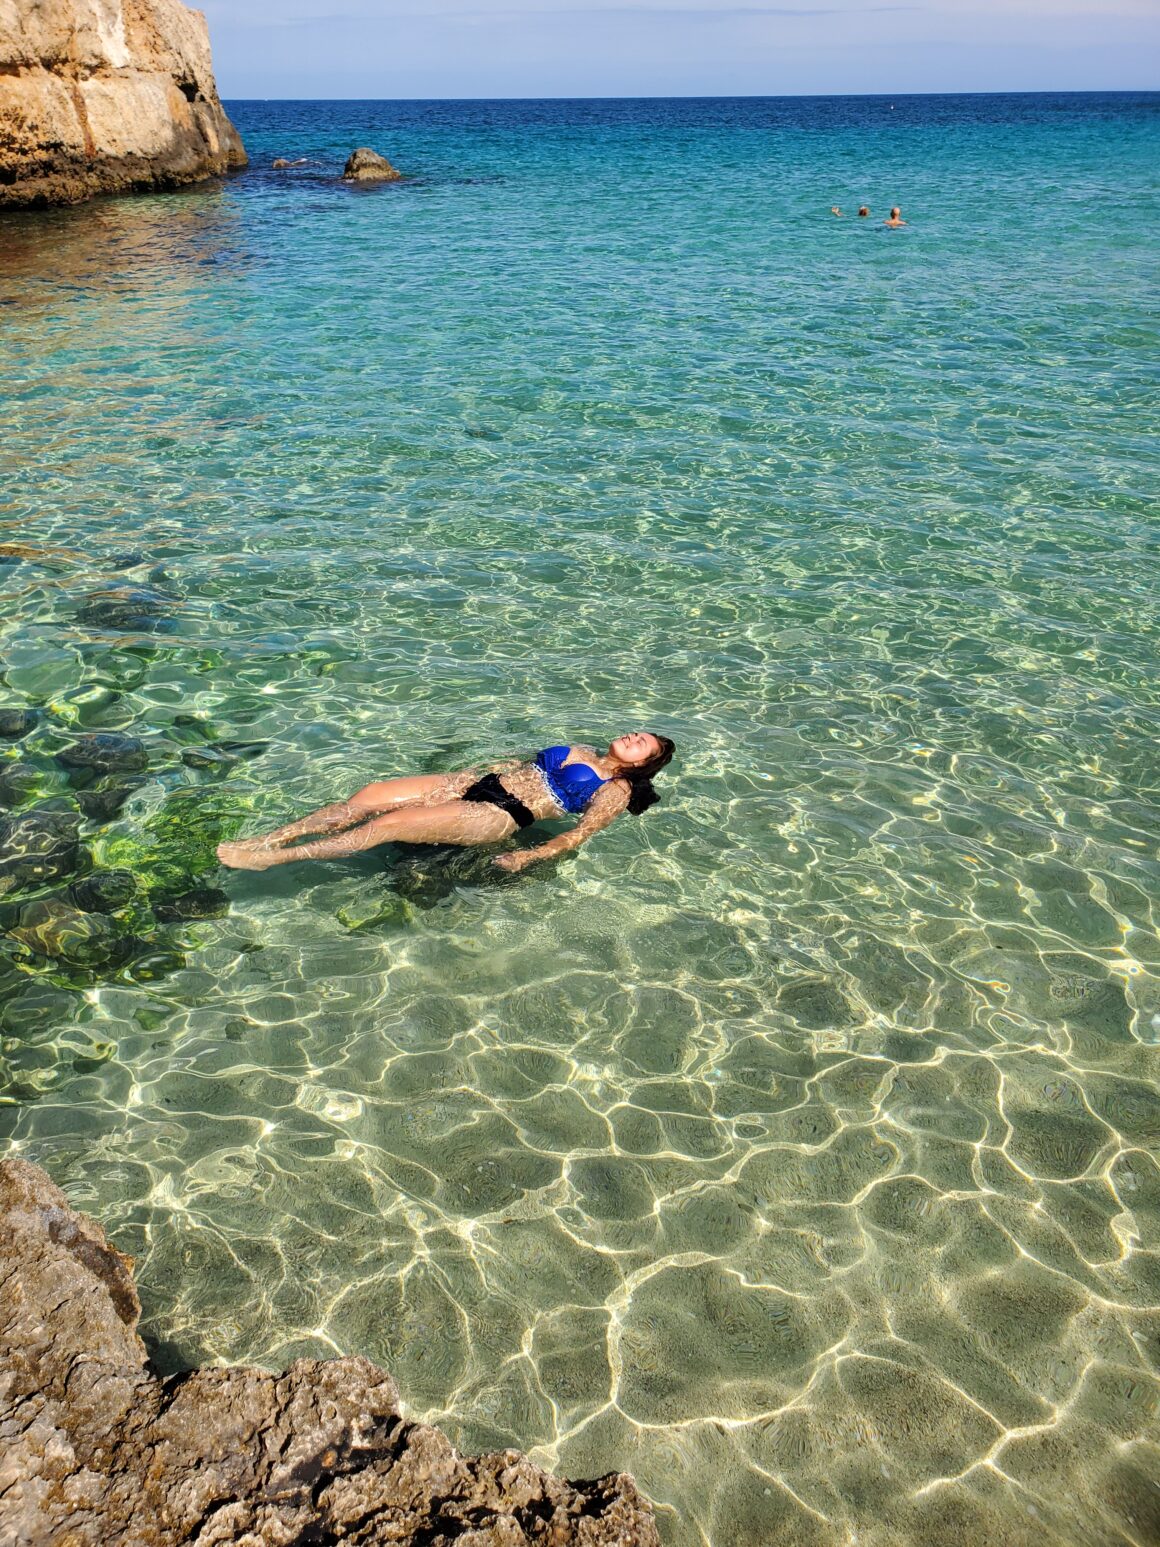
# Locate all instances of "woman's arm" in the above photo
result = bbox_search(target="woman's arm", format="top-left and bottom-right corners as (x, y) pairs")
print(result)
(495, 781), (630, 872)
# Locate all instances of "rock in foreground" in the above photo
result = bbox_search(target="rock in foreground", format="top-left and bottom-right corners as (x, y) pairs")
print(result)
(0, 1158), (660, 1546)
(0, 0), (246, 209)
(343, 146), (403, 182)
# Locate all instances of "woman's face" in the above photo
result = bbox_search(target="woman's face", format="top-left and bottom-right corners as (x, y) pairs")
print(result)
(610, 731), (662, 767)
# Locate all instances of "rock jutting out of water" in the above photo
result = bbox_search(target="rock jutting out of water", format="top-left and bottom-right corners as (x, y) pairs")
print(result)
(343, 147), (403, 183)
(0, 1159), (661, 1547)
(0, 0), (246, 208)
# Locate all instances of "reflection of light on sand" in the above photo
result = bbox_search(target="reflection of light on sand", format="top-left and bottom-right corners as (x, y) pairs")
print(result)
(2, 103), (1159, 1547)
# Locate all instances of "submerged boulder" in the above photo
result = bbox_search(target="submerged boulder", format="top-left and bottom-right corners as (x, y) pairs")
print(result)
(8, 897), (120, 966)
(57, 733), (149, 775)
(0, 761), (40, 807)
(77, 783), (139, 822)
(71, 870), (139, 913)
(0, 807), (82, 893)
(180, 739), (268, 771)
(0, 1158), (661, 1546)
(0, 708), (38, 740)
(0, 0), (247, 209)
(77, 586), (175, 632)
(343, 146), (403, 183)
(153, 886), (229, 921)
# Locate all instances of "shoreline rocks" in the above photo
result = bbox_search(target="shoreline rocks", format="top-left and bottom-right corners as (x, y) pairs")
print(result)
(0, 0), (246, 210)
(0, 1158), (661, 1546)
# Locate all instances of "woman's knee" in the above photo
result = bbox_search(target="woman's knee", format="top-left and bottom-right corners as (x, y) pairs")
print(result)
(354, 782), (392, 806)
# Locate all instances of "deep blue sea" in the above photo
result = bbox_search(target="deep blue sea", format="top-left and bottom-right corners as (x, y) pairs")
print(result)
(1, 93), (1159, 1546)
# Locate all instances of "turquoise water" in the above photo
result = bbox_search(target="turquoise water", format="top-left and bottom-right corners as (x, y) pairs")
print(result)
(2, 92), (1159, 1545)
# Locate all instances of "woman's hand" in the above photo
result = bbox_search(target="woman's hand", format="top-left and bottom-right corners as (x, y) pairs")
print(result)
(494, 850), (535, 873)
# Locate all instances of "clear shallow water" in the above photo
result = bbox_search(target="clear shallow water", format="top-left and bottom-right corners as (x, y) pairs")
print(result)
(2, 92), (1159, 1545)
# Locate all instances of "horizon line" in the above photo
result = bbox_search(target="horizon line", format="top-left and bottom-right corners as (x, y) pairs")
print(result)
(220, 86), (1160, 101)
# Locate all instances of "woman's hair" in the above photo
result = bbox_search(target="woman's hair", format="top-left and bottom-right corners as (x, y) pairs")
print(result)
(617, 735), (676, 816)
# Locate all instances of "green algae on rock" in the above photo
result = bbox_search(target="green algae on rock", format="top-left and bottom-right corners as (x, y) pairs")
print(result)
(93, 788), (244, 900)
(8, 898), (122, 968)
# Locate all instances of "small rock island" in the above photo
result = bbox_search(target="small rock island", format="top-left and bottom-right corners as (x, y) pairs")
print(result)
(343, 146), (403, 182)
(0, 0), (246, 208)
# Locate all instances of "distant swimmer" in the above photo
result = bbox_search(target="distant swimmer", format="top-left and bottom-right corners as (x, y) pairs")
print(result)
(216, 733), (676, 875)
(831, 206), (843, 216)
(884, 207), (907, 227)
(857, 206), (870, 218)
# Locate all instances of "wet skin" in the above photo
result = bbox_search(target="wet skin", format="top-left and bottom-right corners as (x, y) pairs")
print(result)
(216, 733), (665, 874)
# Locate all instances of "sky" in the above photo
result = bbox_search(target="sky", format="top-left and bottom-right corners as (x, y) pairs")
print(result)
(198, 0), (1160, 99)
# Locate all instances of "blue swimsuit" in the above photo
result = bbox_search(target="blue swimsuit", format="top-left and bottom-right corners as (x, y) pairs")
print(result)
(534, 745), (608, 814)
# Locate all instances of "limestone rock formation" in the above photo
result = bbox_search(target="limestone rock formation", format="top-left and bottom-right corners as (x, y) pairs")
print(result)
(0, 1158), (661, 1546)
(0, 0), (246, 208)
(343, 145), (402, 182)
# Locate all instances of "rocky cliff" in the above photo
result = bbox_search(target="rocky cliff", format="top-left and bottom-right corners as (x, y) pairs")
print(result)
(0, 0), (246, 208)
(0, 1158), (660, 1546)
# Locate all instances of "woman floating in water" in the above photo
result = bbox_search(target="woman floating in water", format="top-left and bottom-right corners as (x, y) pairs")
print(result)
(216, 732), (675, 876)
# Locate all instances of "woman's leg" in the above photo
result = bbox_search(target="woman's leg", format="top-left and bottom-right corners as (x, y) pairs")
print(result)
(217, 798), (512, 871)
(234, 773), (471, 849)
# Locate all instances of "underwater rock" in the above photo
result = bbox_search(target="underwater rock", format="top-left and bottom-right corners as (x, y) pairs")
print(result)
(0, 761), (40, 807)
(77, 586), (175, 632)
(109, 552), (148, 570)
(153, 887), (229, 921)
(77, 783), (139, 822)
(0, 708), (38, 740)
(180, 740), (268, 770)
(179, 745), (235, 771)
(71, 871), (139, 913)
(58, 733), (149, 775)
(94, 787), (242, 901)
(125, 945), (187, 981)
(343, 146), (403, 182)
(336, 893), (413, 932)
(0, 1159), (660, 1546)
(0, 808), (81, 893)
(9, 898), (119, 966)
(172, 713), (217, 736)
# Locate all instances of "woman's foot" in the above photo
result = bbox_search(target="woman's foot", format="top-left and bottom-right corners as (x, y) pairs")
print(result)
(217, 841), (282, 871)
